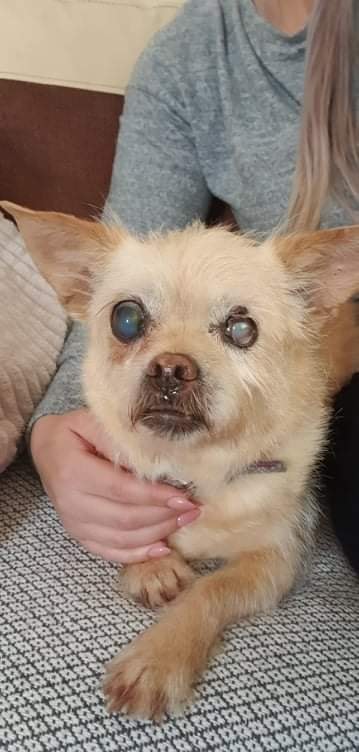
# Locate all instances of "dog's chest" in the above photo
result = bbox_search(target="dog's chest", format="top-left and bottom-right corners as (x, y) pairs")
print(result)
(169, 468), (298, 560)
(114, 436), (312, 562)
(127, 454), (296, 561)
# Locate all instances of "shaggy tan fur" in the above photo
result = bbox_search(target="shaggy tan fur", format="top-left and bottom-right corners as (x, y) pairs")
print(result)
(2, 200), (359, 720)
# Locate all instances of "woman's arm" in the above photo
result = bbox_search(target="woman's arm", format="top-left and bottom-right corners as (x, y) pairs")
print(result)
(27, 320), (86, 433)
(105, 83), (211, 234)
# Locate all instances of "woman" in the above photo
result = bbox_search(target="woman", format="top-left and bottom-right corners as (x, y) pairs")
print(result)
(29, 0), (359, 572)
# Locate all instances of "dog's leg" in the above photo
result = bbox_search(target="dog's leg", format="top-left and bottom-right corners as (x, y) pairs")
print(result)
(118, 550), (195, 609)
(104, 546), (298, 719)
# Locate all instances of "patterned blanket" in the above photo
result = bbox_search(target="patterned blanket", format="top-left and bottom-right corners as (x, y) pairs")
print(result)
(1, 458), (358, 751)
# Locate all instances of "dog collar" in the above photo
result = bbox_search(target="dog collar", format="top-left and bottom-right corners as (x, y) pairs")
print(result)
(226, 459), (287, 484)
(241, 459), (287, 475)
(158, 460), (287, 496)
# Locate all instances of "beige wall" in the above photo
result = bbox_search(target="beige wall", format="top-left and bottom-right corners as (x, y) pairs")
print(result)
(0, 0), (184, 94)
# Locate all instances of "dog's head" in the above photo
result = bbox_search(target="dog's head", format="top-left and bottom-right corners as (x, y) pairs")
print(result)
(2, 202), (359, 459)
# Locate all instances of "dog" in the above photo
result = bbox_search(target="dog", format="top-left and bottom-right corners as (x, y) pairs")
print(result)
(2, 200), (359, 720)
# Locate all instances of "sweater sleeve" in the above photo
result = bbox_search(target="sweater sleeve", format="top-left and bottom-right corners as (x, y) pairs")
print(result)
(104, 86), (211, 234)
(26, 320), (87, 437)
(105, 4), (211, 232)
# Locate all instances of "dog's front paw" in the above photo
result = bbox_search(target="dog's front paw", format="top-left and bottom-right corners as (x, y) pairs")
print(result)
(119, 552), (195, 608)
(104, 628), (196, 719)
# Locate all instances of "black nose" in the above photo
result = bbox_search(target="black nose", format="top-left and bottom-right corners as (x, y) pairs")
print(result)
(146, 352), (199, 393)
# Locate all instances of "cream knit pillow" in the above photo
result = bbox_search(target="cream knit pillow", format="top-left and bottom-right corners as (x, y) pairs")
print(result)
(0, 215), (67, 472)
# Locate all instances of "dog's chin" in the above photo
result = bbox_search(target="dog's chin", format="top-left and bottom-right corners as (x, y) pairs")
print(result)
(138, 409), (206, 440)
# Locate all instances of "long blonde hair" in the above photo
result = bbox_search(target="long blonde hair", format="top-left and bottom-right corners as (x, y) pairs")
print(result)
(288, 0), (359, 231)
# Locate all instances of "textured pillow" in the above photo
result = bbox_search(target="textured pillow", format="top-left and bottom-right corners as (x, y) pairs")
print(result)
(0, 215), (67, 472)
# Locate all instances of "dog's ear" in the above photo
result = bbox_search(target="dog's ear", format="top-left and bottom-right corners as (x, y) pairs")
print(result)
(277, 226), (359, 392)
(276, 226), (359, 310)
(0, 201), (121, 319)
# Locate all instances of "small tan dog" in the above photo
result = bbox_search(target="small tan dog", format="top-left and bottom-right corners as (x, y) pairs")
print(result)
(2, 201), (359, 720)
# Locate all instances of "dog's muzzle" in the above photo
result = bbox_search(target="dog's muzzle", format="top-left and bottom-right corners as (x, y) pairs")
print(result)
(132, 352), (208, 438)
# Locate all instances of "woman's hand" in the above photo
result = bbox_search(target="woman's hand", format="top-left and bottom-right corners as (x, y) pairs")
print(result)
(30, 408), (200, 564)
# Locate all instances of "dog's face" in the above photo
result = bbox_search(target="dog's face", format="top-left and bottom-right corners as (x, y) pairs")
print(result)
(84, 226), (315, 450)
(2, 202), (359, 457)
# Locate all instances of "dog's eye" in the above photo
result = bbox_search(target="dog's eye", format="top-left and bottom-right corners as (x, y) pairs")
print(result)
(111, 301), (146, 342)
(224, 314), (258, 348)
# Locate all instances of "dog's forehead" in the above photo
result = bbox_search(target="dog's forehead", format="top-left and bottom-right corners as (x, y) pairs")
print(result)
(103, 228), (285, 308)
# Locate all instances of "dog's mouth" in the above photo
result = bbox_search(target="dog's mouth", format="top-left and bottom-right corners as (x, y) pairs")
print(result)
(130, 373), (211, 439)
(139, 408), (205, 437)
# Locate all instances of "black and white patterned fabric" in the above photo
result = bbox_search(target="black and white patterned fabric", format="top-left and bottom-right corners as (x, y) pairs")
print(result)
(1, 458), (359, 752)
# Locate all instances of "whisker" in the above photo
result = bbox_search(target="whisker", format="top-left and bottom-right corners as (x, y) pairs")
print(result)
(94, 299), (119, 318)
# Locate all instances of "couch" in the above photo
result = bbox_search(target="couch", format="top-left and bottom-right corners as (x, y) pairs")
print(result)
(1, 3), (358, 750)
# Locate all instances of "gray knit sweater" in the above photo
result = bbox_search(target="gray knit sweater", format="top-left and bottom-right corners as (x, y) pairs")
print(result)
(29, 0), (355, 427)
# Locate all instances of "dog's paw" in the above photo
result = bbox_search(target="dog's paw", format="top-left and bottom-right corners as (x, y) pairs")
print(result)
(103, 629), (195, 719)
(119, 553), (195, 609)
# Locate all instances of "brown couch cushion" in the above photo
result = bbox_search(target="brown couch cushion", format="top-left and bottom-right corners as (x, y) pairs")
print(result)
(0, 80), (123, 218)
(0, 79), (236, 225)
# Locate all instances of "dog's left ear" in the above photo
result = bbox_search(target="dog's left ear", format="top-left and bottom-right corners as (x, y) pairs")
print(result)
(277, 226), (359, 310)
(0, 201), (121, 319)
(277, 225), (359, 391)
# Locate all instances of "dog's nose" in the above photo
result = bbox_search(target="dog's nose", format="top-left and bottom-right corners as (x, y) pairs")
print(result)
(146, 353), (199, 385)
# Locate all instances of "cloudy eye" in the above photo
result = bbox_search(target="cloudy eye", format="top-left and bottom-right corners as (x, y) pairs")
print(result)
(111, 300), (146, 343)
(224, 312), (258, 349)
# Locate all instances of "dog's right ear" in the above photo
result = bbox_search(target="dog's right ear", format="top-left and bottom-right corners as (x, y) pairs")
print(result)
(0, 201), (122, 319)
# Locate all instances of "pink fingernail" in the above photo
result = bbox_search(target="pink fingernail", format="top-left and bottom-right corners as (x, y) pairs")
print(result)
(167, 497), (196, 512)
(177, 508), (201, 528)
(147, 545), (171, 559)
